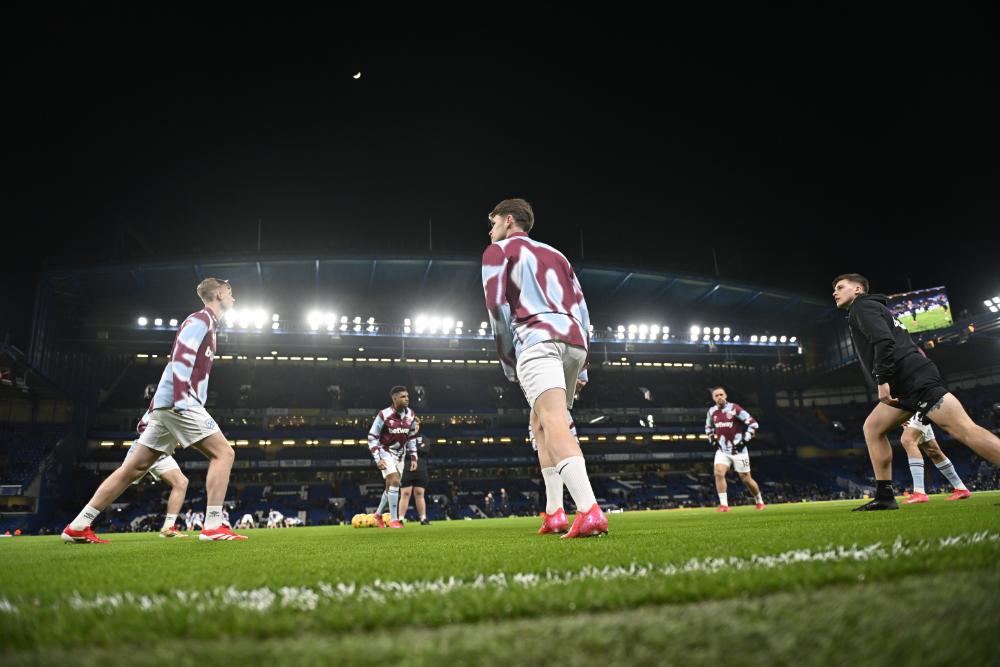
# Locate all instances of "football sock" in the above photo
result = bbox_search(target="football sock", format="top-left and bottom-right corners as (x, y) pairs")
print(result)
(71, 505), (101, 530)
(908, 458), (925, 494)
(718, 493), (728, 507)
(162, 513), (178, 530)
(556, 456), (597, 511)
(935, 458), (967, 490)
(388, 486), (400, 521)
(205, 506), (223, 530)
(541, 467), (564, 514)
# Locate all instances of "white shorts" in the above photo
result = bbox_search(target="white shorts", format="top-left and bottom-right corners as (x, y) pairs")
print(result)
(714, 448), (751, 474)
(125, 441), (180, 484)
(137, 406), (221, 456)
(904, 417), (935, 444)
(516, 341), (588, 410)
(375, 449), (405, 479)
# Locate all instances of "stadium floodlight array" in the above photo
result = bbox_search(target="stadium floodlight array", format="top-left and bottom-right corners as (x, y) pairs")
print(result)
(137, 316), (182, 328)
(615, 323), (669, 341)
(985, 296), (1000, 314)
(410, 315), (472, 336)
(224, 308), (272, 330)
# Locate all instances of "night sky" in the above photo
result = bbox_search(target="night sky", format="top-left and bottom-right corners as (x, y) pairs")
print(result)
(4, 5), (997, 349)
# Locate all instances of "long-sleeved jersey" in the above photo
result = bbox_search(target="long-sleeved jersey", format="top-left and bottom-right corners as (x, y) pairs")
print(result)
(150, 309), (218, 411)
(367, 406), (419, 462)
(705, 402), (759, 454)
(482, 232), (590, 382)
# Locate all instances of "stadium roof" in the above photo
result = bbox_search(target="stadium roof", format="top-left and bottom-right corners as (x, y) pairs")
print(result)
(40, 255), (837, 333)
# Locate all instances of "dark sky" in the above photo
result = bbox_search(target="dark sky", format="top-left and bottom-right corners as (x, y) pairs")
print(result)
(4, 5), (998, 349)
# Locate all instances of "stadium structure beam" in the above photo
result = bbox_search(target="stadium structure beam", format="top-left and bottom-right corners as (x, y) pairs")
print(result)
(420, 260), (434, 293)
(740, 290), (764, 307)
(369, 260), (377, 292)
(694, 283), (721, 304)
(611, 272), (634, 295)
(779, 298), (802, 314)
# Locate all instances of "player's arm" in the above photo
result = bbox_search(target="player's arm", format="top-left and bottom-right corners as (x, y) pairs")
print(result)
(705, 409), (719, 447)
(735, 404), (759, 442)
(169, 314), (211, 412)
(482, 244), (518, 382)
(853, 300), (897, 386)
(406, 417), (419, 463)
(574, 273), (592, 384)
(368, 412), (386, 467)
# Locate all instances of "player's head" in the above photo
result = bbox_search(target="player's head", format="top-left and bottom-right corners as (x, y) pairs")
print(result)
(197, 278), (235, 312)
(710, 386), (728, 407)
(831, 273), (869, 309)
(391, 385), (409, 409)
(488, 198), (534, 243)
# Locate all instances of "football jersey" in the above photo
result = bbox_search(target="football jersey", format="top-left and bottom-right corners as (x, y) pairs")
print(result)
(705, 402), (759, 455)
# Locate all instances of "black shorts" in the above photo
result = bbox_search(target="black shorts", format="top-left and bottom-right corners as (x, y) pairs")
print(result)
(890, 355), (949, 423)
(401, 458), (429, 488)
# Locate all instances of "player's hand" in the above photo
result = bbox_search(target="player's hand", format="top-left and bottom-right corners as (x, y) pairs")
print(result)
(877, 383), (902, 408)
(410, 460), (418, 472)
(377, 459), (387, 470)
(575, 379), (587, 394)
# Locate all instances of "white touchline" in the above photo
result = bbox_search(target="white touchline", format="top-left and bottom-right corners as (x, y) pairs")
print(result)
(1, 531), (997, 615)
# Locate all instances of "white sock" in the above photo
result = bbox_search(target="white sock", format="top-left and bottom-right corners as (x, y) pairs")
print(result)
(754, 493), (763, 504)
(541, 467), (564, 514)
(205, 505), (223, 530)
(718, 493), (728, 507)
(555, 456), (597, 511)
(162, 513), (178, 531)
(935, 457), (967, 490)
(388, 486), (400, 521)
(908, 458), (925, 494)
(376, 491), (388, 514)
(71, 505), (101, 530)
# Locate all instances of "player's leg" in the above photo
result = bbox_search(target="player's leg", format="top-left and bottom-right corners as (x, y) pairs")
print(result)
(190, 431), (246, 540)
(63, 443), (163, 543)
(414, 486), (428, 523)
(900, 427), (928, 502)
(854, 403), (910, 511)
(925, 393), (1000, 466)
(385, 470), (403, 526)
(534, 408), (566, 525)
(158, 467), (189, 536)
(734, 452), (764, 509)
(398, 485), (413, 521)
(714, 454), (731, 511)
(919, 438), (971, 498)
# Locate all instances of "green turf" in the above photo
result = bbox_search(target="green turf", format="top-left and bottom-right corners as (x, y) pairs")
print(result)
(898, 306), (952, 333)
(2, 492), (998, 666)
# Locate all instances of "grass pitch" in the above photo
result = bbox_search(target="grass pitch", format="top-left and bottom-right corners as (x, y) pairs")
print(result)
(2, 492), (999, 666)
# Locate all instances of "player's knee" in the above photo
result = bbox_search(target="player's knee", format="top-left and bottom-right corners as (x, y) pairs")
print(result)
(900, 431), (919, 449)
(415, 488), (425, 498)
(861, 418), (883, 439)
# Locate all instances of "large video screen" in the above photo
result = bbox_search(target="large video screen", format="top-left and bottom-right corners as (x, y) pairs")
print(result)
(887, 286), (953, 333)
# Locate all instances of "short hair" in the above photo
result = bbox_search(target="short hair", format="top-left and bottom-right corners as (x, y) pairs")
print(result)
(390, 385), (408, 397)
(832, 273), (869, 293)
(196, 278), (230, 303)
(489, 198), (534, 233)
(710, 386), (726, 394)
